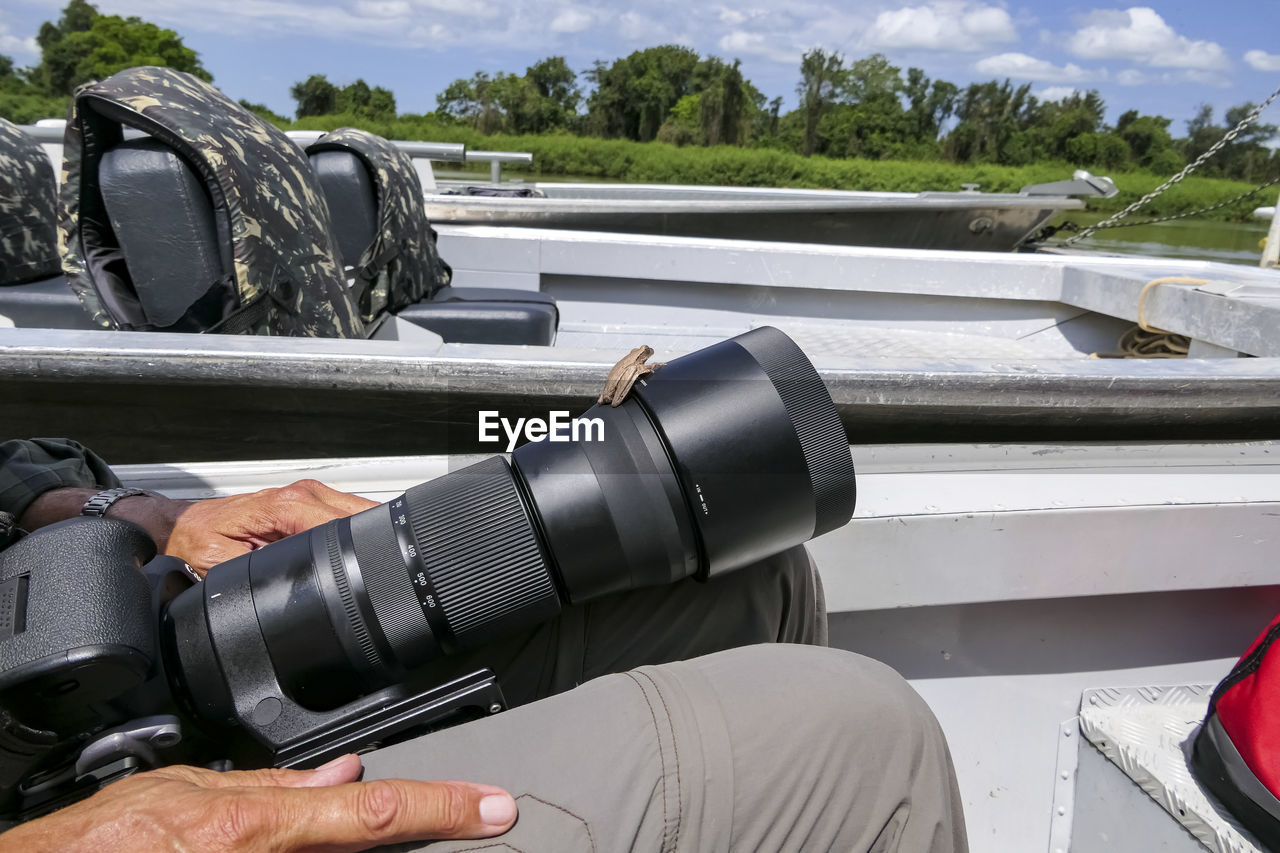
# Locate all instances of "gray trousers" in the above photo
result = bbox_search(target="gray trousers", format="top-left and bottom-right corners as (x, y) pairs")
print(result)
(364, 548), (967, 852)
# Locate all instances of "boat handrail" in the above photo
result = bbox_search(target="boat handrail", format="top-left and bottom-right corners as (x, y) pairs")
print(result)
(19, 122), (508, 167)
(464, 150), (534, 183)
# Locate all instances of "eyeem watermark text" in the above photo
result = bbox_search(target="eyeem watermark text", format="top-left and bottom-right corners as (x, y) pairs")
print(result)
(478, 411), (605, 452)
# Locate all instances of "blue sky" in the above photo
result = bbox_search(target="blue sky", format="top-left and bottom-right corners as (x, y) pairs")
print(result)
(2, 0), (1279, 136)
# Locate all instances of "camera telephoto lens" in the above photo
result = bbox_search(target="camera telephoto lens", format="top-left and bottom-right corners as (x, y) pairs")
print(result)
(163, 326), (855, 717)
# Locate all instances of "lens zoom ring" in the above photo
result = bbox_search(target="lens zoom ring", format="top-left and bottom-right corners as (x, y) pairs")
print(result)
(325, 522), (381, 672)
(353, 511), (432, 661)
(405, 457), (559, 647)
(740, 328), (856, 536)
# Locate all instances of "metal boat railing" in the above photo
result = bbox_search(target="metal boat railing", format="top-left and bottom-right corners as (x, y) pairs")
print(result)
(22, 122), (534, 181)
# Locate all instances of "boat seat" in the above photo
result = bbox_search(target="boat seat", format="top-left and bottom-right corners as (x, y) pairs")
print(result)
(308, 146), (558, 346)
(0, 119), (61, 286)
(309, 150), (378, 277)
(396, 286), (558, 345)
(97, 138), (230, 330)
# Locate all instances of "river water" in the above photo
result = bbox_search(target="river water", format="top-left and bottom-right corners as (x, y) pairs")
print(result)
(436, 168), (1275, 267)
(1043, 211), (1272, 267)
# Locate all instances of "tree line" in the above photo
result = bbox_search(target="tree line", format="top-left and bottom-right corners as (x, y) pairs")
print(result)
(397, 46), (1276, 182)
(3, 1), (1277, 184)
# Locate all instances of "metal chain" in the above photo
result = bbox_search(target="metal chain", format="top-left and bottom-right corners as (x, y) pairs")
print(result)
(1074, 176), (1280, 232)
(1064, 82), (1280, 245)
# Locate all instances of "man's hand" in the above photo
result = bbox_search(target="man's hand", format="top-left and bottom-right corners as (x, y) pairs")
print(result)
(19, 481), (377, 575)
(166, 480), (377, 572)
(1, 754), (518, 852)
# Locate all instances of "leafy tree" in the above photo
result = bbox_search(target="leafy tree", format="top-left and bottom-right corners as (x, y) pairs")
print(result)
(842, 53), (900, 103)
(797, 48), (843, 156)
(586, 45), (700, 141)
(1116, 110), (1179, 172)
(34, 0), (96, 94)
(367, 86), (396, 121)
(657, 92), (703, 145)
(1064, 132), (1129, 170)
(33, 0), (210, 96)
(766, 96), (782, 137)
(944, 79), (1039, 165)
(238, 99), (288, 126)
(0, 59), (70, 123)
(525, 56), (580, 130)
(694, 57), (755, 146)
(903, 67), (957, 144)
(333, 78), (396, 120)
(817, 54), (913, 159)
(439, 59), (578, 134)
(438, 71), (524, 133)
(291, 74), (338, 117)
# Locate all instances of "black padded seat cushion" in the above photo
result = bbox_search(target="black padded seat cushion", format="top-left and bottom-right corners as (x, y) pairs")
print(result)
(308, 149), (377, 271)
(396, 287), (558, 346)
(97, 139), (235, 331)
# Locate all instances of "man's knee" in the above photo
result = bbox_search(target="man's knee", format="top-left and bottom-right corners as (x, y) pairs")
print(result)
(698, 643), (943, 757)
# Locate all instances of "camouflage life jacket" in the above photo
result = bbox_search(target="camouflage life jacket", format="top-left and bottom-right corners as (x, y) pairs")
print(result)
(305, 128), (451, 325)
(60, 66), (364, 337)
(0, 118), (60, 286)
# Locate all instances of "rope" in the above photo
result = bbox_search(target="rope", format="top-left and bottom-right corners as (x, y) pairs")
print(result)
(1064, 83), (1280, 246)
(1090, 276), (1208, 358)
(1135, 276), (1208, 333)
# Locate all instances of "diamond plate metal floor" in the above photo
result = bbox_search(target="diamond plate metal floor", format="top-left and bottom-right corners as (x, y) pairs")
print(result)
(1080, 685), (1264, 853)
(557, 320), (1055, 360)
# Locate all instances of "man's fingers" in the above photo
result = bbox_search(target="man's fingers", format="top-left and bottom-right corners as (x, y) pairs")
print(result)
(259, 779), (518, 850)
(150, 755), (364, 790)
(171, 755), (366, 790)
(284, 479), (378, 514)
(265, 481), (377, 537)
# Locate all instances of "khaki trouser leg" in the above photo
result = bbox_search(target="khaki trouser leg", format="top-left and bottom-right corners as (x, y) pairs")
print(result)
(365, 644), (967, 853)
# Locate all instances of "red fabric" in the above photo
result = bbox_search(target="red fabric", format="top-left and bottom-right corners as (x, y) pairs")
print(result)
(1217, 612), (1280, 795)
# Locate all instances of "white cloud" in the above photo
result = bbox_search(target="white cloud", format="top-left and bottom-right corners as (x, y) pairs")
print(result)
(719, 30), (800, 64)
(0, 22), (38, 58)
(974, 52), (1098, 82)
(1035, 86), (1080, 102)
(1245, 49), (1280, 73)
(549, 7), (592, 33)
(1065, 7), (1228, 70)
(355, 0), (409, 16)
(1113, 67), (1229, 88)
(617, 10), (669, 42)
(863, 1), (1017, 52)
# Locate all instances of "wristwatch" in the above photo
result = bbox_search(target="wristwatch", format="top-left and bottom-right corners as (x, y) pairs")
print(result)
(81, 487), (151, 518)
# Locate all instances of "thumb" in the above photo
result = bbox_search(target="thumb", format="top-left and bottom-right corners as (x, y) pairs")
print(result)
(259, 778), (518, 850)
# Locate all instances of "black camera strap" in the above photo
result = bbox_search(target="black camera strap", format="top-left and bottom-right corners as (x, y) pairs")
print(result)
(0, 708), (56, 791)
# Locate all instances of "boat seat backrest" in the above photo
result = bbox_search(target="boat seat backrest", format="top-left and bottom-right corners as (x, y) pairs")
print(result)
(61, 66), (363, 336)
(305, 130), (558, 346)
(308, 149), (378, 272)
(0, 118), (61, 286)
(98, 139), (229, 330)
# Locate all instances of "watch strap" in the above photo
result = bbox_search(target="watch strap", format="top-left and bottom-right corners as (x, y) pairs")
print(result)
(81, 487), (150, 518)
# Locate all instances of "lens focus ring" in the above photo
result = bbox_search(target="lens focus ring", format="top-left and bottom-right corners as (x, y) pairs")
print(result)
(402, 456), (561, 653)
